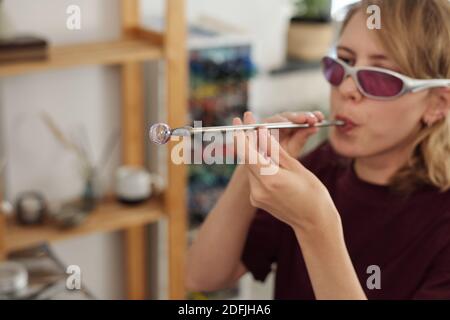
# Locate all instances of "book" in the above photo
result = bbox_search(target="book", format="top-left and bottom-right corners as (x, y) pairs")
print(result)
(0, 35), (47, 51)
(0, 35), (48, 63)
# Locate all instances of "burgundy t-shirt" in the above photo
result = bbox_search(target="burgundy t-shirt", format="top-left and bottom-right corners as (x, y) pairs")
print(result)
(241, 141), (450, 299)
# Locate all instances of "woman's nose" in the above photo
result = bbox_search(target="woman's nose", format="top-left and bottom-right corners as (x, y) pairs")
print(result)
(338, 75), (363, 102)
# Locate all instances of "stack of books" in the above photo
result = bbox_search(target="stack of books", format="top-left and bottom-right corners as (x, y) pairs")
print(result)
(0, 35), (48, 63)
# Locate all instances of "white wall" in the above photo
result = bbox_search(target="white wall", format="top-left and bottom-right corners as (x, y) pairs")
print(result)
(142, 0), (331, 117)
(142, 0), (293, 70)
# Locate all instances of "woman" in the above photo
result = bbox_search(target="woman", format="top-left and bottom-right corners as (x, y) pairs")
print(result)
(186, 0), (450, 299)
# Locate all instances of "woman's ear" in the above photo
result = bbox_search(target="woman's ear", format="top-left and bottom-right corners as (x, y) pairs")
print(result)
(422, 87), (450, 127)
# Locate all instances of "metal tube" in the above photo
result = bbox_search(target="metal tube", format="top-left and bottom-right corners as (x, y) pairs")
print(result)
(188, 120), (344, 134)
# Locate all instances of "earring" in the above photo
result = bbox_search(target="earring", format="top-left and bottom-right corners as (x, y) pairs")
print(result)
(422, 118), (433, 127)
(437, 111), (446, 121)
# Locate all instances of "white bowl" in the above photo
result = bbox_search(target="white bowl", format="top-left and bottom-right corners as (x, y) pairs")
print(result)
(115, 166), (152, 203)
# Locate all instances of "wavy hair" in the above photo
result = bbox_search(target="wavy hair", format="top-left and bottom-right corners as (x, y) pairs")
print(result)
(341, 0), (450, 193)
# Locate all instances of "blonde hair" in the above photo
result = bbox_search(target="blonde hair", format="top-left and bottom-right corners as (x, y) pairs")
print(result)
(341, 0), (450, 193)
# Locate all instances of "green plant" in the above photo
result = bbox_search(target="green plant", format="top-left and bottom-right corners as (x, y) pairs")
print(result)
(292, 0), (332, 20)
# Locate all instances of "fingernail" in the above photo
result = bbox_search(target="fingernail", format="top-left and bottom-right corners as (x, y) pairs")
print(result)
(306, 112), (316, 119)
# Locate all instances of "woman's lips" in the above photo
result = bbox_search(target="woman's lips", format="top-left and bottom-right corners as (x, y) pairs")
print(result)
(335, 115), (358, 133)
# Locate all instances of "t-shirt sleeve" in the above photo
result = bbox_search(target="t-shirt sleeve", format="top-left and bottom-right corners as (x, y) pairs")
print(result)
(241, 209), (284, 282)
(413, 242), (450, 299)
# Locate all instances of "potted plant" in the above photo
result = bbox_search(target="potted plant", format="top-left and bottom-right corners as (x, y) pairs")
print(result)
(287, 0), (333, 61)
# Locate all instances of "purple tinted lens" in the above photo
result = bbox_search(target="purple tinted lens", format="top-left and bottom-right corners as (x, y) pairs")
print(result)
(357, 70), (404, 97)
(322, 57), (345, 86)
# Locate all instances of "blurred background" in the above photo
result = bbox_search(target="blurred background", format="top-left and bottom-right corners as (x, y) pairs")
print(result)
(0, 0), (357, 300)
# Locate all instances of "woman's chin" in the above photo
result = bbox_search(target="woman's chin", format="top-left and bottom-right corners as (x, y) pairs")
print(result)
(329, 130), (361, 158)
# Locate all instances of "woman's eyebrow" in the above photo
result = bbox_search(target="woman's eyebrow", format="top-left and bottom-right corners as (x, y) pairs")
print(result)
(337, 45), (397, 68)
(337, 46), (355, 55)
(337, 46), (389, 60)
(369, 54), (389, 61)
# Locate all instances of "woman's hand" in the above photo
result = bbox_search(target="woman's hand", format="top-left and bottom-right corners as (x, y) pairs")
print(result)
(261, 110), (325, 158)
(234, 112), (340, 234)
(233, 112), (365, 300)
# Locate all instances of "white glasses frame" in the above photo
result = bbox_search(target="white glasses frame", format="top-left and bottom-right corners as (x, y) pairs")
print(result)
(322, 56), (450, 101)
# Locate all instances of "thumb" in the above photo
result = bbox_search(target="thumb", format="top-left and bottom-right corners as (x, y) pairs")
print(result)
(290, 127), (318, 155)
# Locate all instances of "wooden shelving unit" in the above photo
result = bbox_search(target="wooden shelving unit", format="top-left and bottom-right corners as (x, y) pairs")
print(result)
(4, 197), (164, 254)
(0, 0), (188, 300)
(0, 37), (164, 77)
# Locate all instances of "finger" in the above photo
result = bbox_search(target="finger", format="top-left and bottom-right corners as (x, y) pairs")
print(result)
(246, 129), (280, 178)
(246, 128), (259, 166)
(236, 125), (259, 168)
(279, 112), (318, 149)
(255, 123), (280, 165)
(259, 126), (276, 169)
(244, 111), (256, 125)
(243, 112), (271, 164)
(281, 111), (318, 127)
(258, 126), (268, 158)
(247, 171), (260, 192)
(234, 117), (246, 163)
(234, 117), (264, 170)
(233, 117), (242, 126)
(235, 117), (276, 173)
(232, 116), (243, 154)
(308, 111), (319, 125)
(264, 114), (293, 136)
(268, 131), (299, 171)
(312, 110), (325, 122)
(290, 126), (318, 155)
(304, 112), (319, 126)
(263, 114), (289, 123)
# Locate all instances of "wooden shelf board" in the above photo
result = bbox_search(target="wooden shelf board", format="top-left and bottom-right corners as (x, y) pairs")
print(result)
(4, 197), (165, 254)
(0, 37), (164, 77)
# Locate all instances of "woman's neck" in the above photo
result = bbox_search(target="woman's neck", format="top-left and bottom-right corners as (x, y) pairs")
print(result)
(354, 140), (416, 186)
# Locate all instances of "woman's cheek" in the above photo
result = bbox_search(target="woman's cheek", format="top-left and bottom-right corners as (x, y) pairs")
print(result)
(331, 111), (418, 158)
(329, 113), (391, 158)
(328, 90), (427, 158)
(329, 127), (365, 157)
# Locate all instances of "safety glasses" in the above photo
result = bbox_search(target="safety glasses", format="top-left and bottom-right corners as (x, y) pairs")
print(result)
(321, 56), (450, 101)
